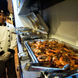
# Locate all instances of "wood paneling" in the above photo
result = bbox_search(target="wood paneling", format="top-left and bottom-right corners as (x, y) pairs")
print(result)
(14, 47), (21, 78)
(7, 0), (13, 13)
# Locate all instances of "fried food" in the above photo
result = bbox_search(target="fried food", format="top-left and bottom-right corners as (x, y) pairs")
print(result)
(37, 54), (51, 62)
(29, 40), (78, 70)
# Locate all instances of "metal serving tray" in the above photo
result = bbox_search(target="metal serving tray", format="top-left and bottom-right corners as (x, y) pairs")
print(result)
(26, 38), (78, 52)
(24, 38), (78, 71)
(24, 38), (78, 61)
(25, 62), (69, 72)
(24, 39), (78, 77)
(24, 41), (39, 63)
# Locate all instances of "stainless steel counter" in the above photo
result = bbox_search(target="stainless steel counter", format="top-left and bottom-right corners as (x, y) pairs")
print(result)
(16, 34), (40, 78)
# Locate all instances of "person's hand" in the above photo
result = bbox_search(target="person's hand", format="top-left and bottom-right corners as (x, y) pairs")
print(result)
(0, 52), (11, 62)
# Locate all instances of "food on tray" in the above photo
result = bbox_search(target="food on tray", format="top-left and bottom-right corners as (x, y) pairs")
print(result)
(29, 40), (78, 70)
(37, 54), (51, 62)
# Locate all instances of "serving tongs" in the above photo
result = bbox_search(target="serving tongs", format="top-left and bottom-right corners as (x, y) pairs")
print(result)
(25, 63), (70, 72)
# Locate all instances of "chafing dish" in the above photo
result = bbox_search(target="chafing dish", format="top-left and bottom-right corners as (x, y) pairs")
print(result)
(24, 38), (78, 72)
(26, 12), (49, 33)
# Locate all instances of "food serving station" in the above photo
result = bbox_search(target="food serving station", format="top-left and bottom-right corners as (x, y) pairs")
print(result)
(24, 39), (78, 78)
(12, 0), (78, 78)
(16, 12), (78, 78)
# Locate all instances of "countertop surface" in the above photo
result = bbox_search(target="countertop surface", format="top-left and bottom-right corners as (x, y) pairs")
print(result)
(12, 0), (40, 78)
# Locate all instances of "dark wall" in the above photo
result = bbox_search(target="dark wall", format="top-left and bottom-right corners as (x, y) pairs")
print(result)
(24, 0), (64, 10)
(37, 0), (65, 10)
(0, 0), (9, 15)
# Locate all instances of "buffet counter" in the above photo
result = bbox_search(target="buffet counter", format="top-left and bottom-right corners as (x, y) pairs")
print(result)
(12, 0), (40, 78)
(12, 0), (78, 78)
(17, 35), (40, 78)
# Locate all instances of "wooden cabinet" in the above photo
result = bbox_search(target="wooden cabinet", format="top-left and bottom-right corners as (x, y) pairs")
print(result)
(14, 47), (21, 78)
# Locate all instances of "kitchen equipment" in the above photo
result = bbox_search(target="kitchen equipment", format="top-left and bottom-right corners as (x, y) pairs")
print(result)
(16, 12), (78, 78)
(26, 12), (49, 33)
(24, 38), (78, 77)
(25, 63), (70, 72)
(16, 12), (48, 42)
